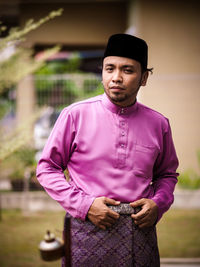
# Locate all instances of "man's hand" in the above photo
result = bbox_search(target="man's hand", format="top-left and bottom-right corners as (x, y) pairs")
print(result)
(87, 197), (120, 230)
(130, 198), (158, 229)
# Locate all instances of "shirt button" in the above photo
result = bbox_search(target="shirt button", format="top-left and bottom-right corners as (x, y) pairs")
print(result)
(120, 108), (126, 114)
(120, 144), (125, 148)
(121, 131), (125, 136)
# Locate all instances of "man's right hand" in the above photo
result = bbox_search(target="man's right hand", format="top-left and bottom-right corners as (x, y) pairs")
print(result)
(87, 197), (120, 230)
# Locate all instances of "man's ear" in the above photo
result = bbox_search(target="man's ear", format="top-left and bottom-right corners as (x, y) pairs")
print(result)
(141, 71), (149, 86)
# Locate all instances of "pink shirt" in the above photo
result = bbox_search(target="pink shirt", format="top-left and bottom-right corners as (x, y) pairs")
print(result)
(37, 93), (179, 222)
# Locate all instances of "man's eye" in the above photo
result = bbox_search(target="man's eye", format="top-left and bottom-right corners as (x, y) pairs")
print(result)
(124, 69), (133, 73)
(106, 68), (113, 72)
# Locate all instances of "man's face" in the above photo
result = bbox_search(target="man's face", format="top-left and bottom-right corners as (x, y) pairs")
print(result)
(102, 56), (148, 107)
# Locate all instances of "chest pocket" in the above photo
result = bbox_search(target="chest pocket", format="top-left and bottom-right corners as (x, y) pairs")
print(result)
(132, 144), (158, 179)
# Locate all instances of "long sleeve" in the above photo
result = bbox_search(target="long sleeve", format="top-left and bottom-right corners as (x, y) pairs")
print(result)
(151, 121), (179, 222)
(36, 108), (95, 220)
(36, 95), (179, 222)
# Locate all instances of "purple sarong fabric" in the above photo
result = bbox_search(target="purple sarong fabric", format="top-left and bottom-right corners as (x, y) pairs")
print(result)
(62, 213), (160, 267)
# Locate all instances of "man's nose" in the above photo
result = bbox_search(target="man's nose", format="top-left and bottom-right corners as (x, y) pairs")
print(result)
(112, 70), (122, 83)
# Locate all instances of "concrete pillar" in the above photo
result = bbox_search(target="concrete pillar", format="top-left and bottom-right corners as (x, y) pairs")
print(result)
(126, 0), (141, 36)
(16, 75), (35, 125)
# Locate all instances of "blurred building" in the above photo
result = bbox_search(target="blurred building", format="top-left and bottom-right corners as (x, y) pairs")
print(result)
(0, 0), (200, 172)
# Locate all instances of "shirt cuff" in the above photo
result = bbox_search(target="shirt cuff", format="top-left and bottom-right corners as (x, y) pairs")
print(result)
(150, 197), (163, 223)
(150, 194), (174, 223)
(76, 195), (96, 221)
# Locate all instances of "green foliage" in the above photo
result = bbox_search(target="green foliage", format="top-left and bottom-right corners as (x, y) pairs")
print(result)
(0, 99), (13, 120)
(0, 8), (63, 94)
(0, 9), (63, 164)
(0, 146), (37, 180)
(178, 169), (200, 190)
(178, 150), (200, 190)
(0, 107), (46, 162)
(35, 54), (81, 107)
(35, 54), (103, 109)
(14, 146), (36, 168)
(0, 45), (60, 95)
(83, 80), (104, 97)
(35, 72), (103, 110)
(35, 53), (81, 75)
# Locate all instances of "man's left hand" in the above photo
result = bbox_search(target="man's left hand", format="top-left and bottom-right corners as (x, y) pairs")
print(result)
(130, 198), (158, 229)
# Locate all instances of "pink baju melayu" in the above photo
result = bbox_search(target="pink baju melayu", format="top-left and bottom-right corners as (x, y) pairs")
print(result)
(37, 93), (178, 266)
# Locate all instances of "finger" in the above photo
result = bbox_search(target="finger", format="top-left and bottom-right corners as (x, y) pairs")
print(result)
(107, 209), (120, 220)
(133, 215), (147, 225)
(104, 197), (120, 206)
(99, 224), (106, 230)
(131, 208), (148, 220)
(130, 198), (146, 208)
(103, 221), (113, 228)
(103, 214), (118, 224)
(137, 217), (154, 229)
(99, 221), (113, 230)
(136, 221), (149, 229)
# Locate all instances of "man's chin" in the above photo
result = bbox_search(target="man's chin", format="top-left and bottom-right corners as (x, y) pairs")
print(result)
(109, 94), (126, 103)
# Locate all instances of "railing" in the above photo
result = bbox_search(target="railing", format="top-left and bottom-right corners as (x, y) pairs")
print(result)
(34, 73), (102, 110)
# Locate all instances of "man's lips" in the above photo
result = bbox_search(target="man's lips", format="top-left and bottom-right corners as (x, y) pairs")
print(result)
(110, 86), (125, 91)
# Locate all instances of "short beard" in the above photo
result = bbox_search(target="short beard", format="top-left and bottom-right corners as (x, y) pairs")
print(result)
(109, 92), (128, 103)
(104, 77), (143, 106)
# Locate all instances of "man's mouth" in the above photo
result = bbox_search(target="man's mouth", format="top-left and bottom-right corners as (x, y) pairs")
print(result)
(110, 86), (125, 91)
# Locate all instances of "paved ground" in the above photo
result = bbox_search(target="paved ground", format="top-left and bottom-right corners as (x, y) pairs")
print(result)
(162, 265), (200, 267)
(161, 258), (200, 267)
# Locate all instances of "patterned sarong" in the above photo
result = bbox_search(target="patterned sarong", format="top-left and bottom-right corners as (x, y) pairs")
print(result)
(62, 204), (160, 267)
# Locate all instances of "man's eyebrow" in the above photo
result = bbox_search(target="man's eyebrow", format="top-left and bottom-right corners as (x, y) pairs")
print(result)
(105, 63), (135, 68)
(104, 63), (135, 68)
(104, 63), (115, 67)
(122, 64), (135, 68)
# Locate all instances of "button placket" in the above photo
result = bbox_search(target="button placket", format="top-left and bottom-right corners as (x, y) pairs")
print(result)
(119, 108), (127, 115)
(117, 117), (128, 168)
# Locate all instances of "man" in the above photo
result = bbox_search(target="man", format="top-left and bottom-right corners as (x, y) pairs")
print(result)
(37, 34), (179, 267)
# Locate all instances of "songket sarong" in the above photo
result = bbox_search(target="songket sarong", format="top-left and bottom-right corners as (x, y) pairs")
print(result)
(62, 204), (160, 267)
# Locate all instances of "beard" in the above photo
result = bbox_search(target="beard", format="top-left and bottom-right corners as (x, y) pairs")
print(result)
(109, 91), (129, 103)
(104, 76), (143, 106)
(106, 84), (141, 106)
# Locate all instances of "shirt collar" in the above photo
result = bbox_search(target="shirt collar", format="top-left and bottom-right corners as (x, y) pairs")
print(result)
(102, 93), (138, 115)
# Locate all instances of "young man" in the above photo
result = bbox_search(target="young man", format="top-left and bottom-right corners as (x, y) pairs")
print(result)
(37, 34), (179, 266)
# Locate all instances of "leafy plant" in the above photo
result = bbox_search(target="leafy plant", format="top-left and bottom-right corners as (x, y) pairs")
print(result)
(0, 9), (63, 94)
(0, 146), (37, 181)
(0, 9), (63, 162)
(178, 150), (200, 190)
(35, 53), (81, 75)
(0, 9), (63, 50)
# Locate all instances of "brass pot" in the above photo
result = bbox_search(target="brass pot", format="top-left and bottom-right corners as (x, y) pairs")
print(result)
(39, 230), (65, 261)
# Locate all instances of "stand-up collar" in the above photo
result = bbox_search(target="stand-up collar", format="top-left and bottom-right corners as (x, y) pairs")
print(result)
(102, 93), (138, 115)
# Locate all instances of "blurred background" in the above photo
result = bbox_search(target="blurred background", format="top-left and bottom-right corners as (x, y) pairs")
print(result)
(0, 0), (200, 266)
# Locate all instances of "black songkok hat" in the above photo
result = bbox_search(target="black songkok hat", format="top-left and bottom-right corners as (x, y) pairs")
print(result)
(103, 33), (148, 69)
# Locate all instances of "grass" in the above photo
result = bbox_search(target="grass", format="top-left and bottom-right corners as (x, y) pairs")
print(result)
(0, 209), (65, 267)
(157, 209), (200, 258)
(0, 209), (200, 267)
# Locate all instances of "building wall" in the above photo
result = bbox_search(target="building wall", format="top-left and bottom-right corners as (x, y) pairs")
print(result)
(128, 0), (200, 172)
(16, 1), (128, 132)
(17, 0), (200, 172)
(20, 2), (128, 47)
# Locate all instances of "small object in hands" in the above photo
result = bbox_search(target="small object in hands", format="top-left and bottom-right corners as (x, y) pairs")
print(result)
(107, 203), (141, 215)
(39, 230), (65, 261)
